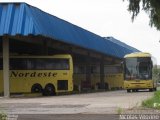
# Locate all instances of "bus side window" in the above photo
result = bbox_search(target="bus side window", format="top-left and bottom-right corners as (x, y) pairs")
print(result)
(35, 59), (45, 70)
(10, 58), (28, 70)
(53, 59), (69, 70)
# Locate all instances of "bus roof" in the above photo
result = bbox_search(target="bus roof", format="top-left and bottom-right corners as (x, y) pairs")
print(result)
(124, 52), (151, 58)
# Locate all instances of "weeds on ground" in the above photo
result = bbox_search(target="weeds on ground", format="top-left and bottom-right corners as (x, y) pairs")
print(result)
(142, 90), (160, 109)
(117, 107), (123, 114)
(0, 112), (7, 120)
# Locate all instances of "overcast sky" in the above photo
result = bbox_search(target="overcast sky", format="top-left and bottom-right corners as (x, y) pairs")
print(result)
(1, 0), (160, 64)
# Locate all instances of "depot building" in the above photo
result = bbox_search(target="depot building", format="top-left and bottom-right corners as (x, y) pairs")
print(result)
(0, 2), (139, 97)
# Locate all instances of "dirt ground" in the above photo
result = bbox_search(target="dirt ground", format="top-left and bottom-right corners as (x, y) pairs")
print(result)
(0, 90), (156, 115)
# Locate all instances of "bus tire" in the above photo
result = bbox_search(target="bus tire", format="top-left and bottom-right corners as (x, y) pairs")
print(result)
(104, 83), (109, 90)
(73, 84), (78, 91)
(154, 88), (157, 91)
(43, 84), (55, 96)
(127, 89), (131, 93)
(149, 88), (153, 92)
(31, 84), (43, 93)
(133, 89), (138, 92)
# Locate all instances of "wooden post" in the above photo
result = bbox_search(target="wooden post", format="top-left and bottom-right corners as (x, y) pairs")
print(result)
(3, 36), (10, 98)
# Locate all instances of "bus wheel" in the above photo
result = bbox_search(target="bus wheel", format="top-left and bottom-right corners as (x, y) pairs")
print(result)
(149, 88), (153, 92)
(127, 89), (131, 93)
(43, 84), (55, 96)
(73, 84), (78, 91)
(31, 84), (43, 93)
(133, 89), (137, 92)
(135, 89), (138, 92)
(154, 88), (157, 91)
(104, 83), (109, 90)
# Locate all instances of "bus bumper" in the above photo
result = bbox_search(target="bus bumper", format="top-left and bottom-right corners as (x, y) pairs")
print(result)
(124, 80), (154, 90)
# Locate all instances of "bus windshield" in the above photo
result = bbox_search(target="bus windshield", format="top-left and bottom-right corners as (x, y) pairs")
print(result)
(124, 57), (152, 80)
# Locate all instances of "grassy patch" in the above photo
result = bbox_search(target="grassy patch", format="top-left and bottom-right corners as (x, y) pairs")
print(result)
(116, 107), (123, 114)
(0, 112), (7, 120)
(142, 91), (160, 109)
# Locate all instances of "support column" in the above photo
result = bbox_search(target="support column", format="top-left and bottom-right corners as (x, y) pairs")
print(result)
(100, 57), (105, 89)
(86, 53), (91, 89)
(3, 36), (10, 98)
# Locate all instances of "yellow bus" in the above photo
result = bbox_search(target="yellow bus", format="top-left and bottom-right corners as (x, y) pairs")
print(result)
(73, 64), (123, 91)
(104, 65), (123, 90)
(0, 54), (73, 96)
(123, 52), (157, 92)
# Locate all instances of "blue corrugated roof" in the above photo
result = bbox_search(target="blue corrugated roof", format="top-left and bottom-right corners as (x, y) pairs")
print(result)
(0, 2), (139, 58)
(104, 37), (139, 52)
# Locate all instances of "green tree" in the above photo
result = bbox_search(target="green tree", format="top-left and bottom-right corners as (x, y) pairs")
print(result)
(124, 0), (160, 30)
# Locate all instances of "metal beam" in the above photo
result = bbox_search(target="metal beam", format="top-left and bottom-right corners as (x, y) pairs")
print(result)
(3, 36), (10, 98)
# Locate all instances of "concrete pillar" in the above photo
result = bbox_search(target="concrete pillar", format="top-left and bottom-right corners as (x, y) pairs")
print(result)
(86, 54), (91, 88)
(3, 36), (10, 98)
(100, 57), (105, 89)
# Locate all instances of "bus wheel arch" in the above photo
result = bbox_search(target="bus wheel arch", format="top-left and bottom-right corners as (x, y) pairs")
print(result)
(43, 83), (56, 96)
(31, 83), (43, 93)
